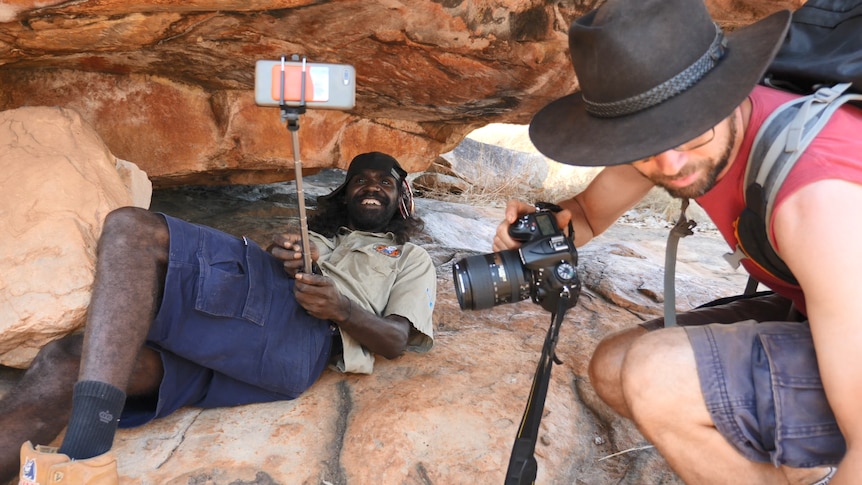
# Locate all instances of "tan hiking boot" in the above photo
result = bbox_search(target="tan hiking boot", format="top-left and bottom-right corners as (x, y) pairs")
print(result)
(18, 441), (118, 485)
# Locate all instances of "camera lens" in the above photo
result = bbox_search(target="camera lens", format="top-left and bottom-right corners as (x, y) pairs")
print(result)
(452, 249), (531, 310)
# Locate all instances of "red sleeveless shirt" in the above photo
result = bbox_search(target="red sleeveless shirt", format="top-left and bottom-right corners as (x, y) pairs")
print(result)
(695, 85), (862, 316)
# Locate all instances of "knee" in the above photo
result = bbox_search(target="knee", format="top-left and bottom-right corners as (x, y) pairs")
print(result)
(589, 327), (646, 395)
(100, 207), (168, 252)
(588, 326), (647, 412)
(30, 334), (83, 377)
(619, 328), (691, 418)
(102, 207), (165, 238)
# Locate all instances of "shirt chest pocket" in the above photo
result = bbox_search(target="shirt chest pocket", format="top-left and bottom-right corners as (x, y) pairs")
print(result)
(357, 244), (401, 273)
(326, 245), (400, 300)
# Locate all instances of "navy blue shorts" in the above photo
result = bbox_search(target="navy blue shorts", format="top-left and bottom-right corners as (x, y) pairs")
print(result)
(120, 214), (332, 428)
(643, 293), (845, 467)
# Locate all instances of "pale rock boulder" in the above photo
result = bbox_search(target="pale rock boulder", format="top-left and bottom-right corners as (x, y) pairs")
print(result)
(0, 106), (152, 368)
(116, 159), (154, 210)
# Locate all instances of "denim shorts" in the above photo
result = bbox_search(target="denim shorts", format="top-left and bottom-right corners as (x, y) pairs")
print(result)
(643, 293), (845, 467)
(119, 214), (332, 428)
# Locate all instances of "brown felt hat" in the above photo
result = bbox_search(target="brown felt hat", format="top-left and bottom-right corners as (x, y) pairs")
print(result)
(528, 0), (791, 167)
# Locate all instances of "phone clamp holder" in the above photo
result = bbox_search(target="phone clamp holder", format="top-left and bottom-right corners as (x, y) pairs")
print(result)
(279, 54), (307, 131)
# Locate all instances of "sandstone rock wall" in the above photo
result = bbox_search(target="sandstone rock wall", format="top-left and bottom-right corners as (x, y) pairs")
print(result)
(0, 0), (801, 187)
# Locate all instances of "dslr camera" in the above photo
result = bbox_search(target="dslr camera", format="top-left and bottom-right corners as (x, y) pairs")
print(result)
(452, 206), (580, 313)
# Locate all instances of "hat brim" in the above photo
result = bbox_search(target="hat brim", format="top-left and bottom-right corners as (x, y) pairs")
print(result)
(529, 10), (791, 167)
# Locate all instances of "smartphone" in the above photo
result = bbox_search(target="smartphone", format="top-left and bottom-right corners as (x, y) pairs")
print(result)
(254, 59), (356, 110)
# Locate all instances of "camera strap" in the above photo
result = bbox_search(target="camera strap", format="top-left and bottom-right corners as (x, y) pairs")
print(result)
(663, 198), (697, 327)
(504, 290), (572, 485)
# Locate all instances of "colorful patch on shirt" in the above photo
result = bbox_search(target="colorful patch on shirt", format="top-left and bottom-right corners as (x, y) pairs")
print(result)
(374, 244), (401, 257)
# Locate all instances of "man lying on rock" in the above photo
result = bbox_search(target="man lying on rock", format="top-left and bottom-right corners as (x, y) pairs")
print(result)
(0, 151), (436, 484)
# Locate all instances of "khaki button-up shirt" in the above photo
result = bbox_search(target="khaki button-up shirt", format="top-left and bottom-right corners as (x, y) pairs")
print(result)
(311, 228), (436, 374)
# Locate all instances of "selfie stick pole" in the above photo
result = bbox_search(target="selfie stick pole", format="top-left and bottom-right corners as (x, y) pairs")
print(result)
(279, 54), (313, 274)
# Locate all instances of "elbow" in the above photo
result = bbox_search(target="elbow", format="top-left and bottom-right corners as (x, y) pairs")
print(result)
(380, 348), (405, 360)
(379, 338), (408, 360)
(376, 316), (411, 359)
(379, 331), (409, 360)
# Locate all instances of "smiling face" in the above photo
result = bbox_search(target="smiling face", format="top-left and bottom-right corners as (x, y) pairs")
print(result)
(344, 168), (401, 232)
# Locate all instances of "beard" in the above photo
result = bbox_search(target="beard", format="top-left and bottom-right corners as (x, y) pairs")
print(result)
(347, 192), (399, 232)
(652, 119), (737, 199)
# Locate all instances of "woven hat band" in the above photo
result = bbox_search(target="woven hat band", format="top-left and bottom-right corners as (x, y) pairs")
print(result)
(583, 24), (728, 118)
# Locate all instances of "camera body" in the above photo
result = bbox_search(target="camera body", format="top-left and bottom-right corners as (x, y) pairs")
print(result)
(452, 209), (580, 313)
(254, 59), (356, 110)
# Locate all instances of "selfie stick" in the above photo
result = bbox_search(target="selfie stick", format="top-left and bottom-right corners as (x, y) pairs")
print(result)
(279, 54), (313, 274)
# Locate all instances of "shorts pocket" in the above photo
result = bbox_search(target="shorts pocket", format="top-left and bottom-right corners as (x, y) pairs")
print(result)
(194, 235), (268, 326)
(755, 322), (845, 467)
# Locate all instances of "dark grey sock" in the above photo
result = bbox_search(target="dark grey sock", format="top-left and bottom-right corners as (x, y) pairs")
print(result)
(59, 380), (126, 460)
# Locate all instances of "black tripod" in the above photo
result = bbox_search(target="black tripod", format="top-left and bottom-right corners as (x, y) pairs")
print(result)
(505, 288), (575, 485)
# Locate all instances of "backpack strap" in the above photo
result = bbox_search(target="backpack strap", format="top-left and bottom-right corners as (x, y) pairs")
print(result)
(734, 83), (862, 282)
(747, 83), (862, 244)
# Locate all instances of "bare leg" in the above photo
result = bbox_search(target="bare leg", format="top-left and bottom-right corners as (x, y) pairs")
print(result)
(588, 325), (647, 419)
(620, 327), (829, 484)
(0, 334), (163, 482)
(79, 207), (169, 388)
(0, 207), (169, 481)
(0, 335), (80, 480)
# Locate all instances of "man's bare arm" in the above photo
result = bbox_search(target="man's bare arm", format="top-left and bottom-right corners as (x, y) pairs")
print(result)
(494, 164), (653, 251)
(774, 179), (862, 484)
(294, 272), (409, 359)
(559, 164), (655, 245)
(268, 234), (410, 358)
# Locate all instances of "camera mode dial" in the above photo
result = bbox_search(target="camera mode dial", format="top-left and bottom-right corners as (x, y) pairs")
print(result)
(508, 216), (536, 242)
